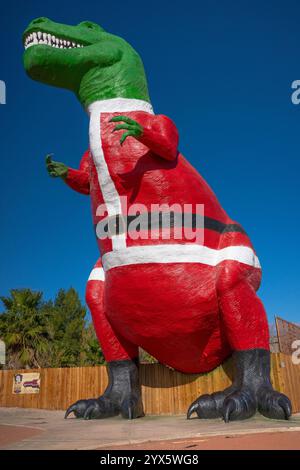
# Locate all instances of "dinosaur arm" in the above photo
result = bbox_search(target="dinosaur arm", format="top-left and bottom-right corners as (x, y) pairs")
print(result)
(110, 114), (179, 161)
(64, 150), (90, 195)
(138, 114), (179, 161)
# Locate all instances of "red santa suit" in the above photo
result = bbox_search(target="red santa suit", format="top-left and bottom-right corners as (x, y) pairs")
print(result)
(65, 98), (269, 374)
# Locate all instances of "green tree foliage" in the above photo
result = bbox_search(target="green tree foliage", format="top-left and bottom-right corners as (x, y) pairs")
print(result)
(80, 323), (105, 366)
(0, 288), (158, 369)
(45, 288), (86, 367)
(0, 288), (104, 369)
(139, 348), (158, 364)
(0, 289), (50, 368)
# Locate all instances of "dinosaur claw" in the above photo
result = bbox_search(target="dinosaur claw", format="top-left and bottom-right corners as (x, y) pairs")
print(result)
(258, 389), (292, 420)
(127, 406), (133, 420)
(187, 402), (199, 419)
(83, 404), (95, 420)
(64, 404), (77, 419)
(279, 397), (292, 420)
(223, 399), (235, 423)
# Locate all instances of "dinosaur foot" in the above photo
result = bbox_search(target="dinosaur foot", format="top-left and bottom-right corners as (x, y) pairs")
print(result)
(65, 394), (144, 420)
(64, 359), (145, 420)
(187, 349), (292, 423)
(187, 385), (291, 422)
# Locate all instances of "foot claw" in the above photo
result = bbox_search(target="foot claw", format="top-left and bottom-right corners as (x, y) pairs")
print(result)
(222, 390), (256, 422)
(120, 398), (145, 420)
(279, 397), (292, 420)
(258, 389), (292, 420)
(187, 402), (199, 419)
(64, 404), (78, 419)
(187, 390), (232, 420)
(64, 399), (99, 419)
(223, 399), (235, 423)
(83, 403), (97, 420)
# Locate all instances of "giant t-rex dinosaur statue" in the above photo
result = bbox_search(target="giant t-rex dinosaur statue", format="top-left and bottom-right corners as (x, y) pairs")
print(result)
(23, 17), (291, 422)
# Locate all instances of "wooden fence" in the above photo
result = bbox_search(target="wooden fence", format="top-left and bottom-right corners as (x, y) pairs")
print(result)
(0, 353), (299, 415)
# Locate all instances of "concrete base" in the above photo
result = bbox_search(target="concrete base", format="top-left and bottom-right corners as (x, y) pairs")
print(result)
(0, 407), (300, 450)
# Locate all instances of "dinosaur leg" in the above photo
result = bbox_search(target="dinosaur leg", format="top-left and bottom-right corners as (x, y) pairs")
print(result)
(65, 259), (144, 420)
(188, 265), (292, 422)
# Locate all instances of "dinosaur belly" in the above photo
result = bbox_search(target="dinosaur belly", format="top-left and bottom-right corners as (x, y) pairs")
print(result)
(104, 262), (231, 373)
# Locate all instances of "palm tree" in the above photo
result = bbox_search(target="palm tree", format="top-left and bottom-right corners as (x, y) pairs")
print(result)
(0, 289), (50, 368)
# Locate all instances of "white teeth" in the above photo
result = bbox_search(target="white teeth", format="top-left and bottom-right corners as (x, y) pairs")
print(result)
(24, 31), (85, 50)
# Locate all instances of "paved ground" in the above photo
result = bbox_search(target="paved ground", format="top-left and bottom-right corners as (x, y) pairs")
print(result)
(0, 407), (300, 450)
(105, 431), (300, 450)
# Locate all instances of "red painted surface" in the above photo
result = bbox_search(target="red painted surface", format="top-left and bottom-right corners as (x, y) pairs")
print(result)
(68, 111), (269, 373)
(86, 259), (138, 362)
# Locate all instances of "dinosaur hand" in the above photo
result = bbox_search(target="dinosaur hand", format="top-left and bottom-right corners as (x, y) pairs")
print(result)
(110, 115), (143, 145)
(46, 154), (68, 179)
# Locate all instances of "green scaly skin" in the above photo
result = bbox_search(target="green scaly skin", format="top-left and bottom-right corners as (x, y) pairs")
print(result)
(23, 17), (148, 176)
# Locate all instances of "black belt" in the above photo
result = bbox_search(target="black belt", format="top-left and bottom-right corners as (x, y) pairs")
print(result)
(95, 212), (246, 237)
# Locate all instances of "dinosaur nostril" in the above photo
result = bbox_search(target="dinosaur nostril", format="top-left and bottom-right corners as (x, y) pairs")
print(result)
(32, 17), (49, 25)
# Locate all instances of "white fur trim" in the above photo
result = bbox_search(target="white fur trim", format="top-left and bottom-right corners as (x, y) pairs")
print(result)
(88, 267), (105, 282)
(102, 244), (261, 272)
(87, 98), (154, 115)
(89, 106), (127, 250)
(88, 98), (153, 251)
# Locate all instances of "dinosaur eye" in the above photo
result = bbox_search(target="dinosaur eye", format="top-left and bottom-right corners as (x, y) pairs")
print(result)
(78, 21), (105, 33)
(80, 21), (97, 30)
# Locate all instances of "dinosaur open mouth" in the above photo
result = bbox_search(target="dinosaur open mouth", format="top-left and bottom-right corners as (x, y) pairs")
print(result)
(24, 32), (85, 50)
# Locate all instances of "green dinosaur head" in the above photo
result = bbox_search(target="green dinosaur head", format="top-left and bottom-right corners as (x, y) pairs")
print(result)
(23, 17), (150, 107)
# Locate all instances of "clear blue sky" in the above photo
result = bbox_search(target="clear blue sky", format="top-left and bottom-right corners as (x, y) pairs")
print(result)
(0, 0), (299, 325)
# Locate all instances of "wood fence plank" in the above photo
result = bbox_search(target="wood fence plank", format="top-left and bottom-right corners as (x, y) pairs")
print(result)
(0, 354), (299, 414)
